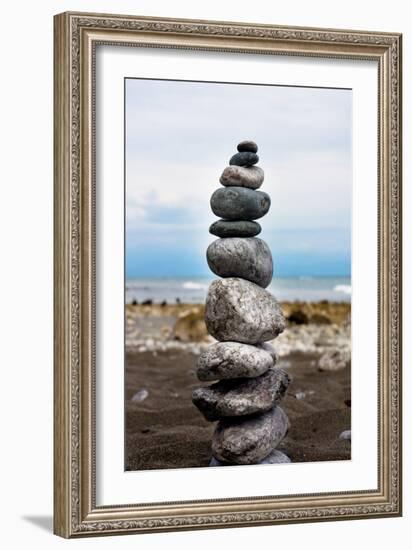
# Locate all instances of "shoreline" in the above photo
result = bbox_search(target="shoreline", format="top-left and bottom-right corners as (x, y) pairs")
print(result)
(125, 349), (351, 471)
(126, 300), (351, 357)
(125, 300), (351, 470)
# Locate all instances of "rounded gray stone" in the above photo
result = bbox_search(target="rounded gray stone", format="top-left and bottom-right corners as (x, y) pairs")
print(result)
(192, 367), (290, 421)
(206, 237), (273, 288)
(210, 187), (270, 221)
(219, 165), (264, 189)
(205, 278), (285, 343)
(229, 151), (259, 166)
(209, 220), (261, 238)
(212, 407), (289, 465)
(237, 140), (258, 153)
(196, 341), (273, 382)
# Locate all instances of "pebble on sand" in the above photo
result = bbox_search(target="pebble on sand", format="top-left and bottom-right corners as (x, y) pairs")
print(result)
(339, 429), (351, 441)
(131, 389), (149, 402)
(318, 348), (349, 371)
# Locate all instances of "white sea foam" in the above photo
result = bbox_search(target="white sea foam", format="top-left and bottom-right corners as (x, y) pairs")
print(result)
(182, 281), (208, 290)
(334, 284), (352, 295)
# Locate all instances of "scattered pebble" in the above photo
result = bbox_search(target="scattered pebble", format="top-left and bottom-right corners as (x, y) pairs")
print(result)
(318, 348), (350, 371)
(131, 389), (149, 402)
(294, 390), (315, 400)
(339, 429), (351, 441)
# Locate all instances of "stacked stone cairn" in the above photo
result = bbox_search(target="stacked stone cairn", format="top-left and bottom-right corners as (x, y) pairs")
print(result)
(192, 140), (292, 466)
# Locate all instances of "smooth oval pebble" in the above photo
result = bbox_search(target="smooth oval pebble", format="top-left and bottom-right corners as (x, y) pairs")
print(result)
(205, 278), (285, 343)
(196, 341), (273, 382)
(237, 140), (258, 153)
(209, 220), (261, 238)
(192, 367), (290, 421)
(210, 187), (270, 221)
(207, 237), (273, 288)
(220, 165), (264, 189)
(229, 151), (259, 166)
(212, 407), (289, 465)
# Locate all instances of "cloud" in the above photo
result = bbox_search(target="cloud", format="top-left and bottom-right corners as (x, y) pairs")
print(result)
(125, 78), (352, 277)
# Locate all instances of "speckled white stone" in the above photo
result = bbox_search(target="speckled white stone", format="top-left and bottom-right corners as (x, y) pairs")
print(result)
(205, 278), (285, 344)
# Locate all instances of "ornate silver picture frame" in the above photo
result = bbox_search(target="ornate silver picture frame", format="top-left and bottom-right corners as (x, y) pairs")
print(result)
(54, 11), (402, 538)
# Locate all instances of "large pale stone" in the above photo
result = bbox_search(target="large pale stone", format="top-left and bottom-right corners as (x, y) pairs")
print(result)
(210, 187), (270, 221)
(219, 165), (264, 189)
(193, 367), (290, 421)
(206, 237), (273, 288)
(212, 407), (289, 464)
(196, 341), (273, 382)
(205, 278), (285, 343)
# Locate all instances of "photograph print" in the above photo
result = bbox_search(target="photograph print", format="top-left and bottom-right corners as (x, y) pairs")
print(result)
(124, 78), (352, 471)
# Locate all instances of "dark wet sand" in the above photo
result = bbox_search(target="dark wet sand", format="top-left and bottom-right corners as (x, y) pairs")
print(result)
(125, 350), (351, 471)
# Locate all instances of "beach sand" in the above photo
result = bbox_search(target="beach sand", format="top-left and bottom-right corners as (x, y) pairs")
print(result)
(125, 303), (351, 471)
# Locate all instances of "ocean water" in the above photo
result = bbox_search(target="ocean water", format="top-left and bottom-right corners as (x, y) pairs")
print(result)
(125, 276), (351, 304)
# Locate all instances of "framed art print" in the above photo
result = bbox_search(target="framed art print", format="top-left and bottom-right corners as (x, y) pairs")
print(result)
(53, 12), (402, 537)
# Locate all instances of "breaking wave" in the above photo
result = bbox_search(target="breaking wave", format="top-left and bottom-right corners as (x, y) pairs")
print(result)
(182, 281), (208, 290)
(334, 284), (352, 295)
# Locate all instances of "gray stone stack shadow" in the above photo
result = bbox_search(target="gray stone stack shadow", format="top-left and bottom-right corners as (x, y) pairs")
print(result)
(192, 140), (292, 466)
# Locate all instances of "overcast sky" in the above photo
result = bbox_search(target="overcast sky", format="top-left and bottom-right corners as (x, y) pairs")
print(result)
(125, 78), (352, 278)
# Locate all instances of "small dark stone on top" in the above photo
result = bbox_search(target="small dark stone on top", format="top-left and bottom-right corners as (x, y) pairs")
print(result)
(229, 151), (259, 167)
(237, 140), (258, 153)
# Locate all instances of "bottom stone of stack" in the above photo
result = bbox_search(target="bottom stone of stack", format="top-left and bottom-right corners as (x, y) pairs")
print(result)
(211, 406), (289, 465)
(210, 449), (291, 467)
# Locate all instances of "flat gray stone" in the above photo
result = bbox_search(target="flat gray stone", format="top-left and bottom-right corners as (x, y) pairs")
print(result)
(206, 237), (273, 288)
(219, 165), (264, 189)
(209, 449), (291, 466)
(211, 187), (270, 221)
(230, 151), (259, 166)
(237, 140), (258, 153)
(209, 220), (261, 238)
(257, 342), (278, 362)
(192, 367), (290, 421)
(205, 278), (285, 343)
(258, 449), (291, 464)
(212, 407), (289, 465)
(196, 341), (273, 382)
